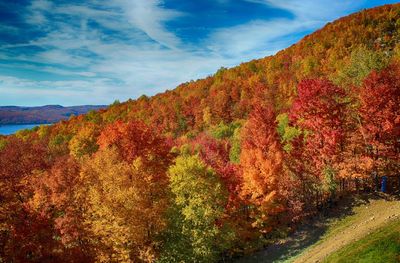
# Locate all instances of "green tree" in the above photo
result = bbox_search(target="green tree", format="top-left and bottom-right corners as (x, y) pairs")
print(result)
(276, 113), (302, 153)
(0, 137), (7, 151)
(334, 46), (389, 86)
(68, 123), (99, 158)
(160, 155), (234, 262)
(229, 126), (241, 163)
(211, 121), (241, 140)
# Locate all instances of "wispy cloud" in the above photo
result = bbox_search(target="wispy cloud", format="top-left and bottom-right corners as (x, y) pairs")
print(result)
(0, 0), (393, 106)
(208, 0), (366, 60)
(25, 0), (52, 25)
(259, 0), (362, 20)
(207, 19), (314, 59)
(0, 75), (117, 106)
(115, 0), (184, 49)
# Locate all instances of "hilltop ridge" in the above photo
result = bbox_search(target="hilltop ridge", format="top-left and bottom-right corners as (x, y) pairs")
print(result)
(77, 3), (399, 136)
(0, 105), (106, 124)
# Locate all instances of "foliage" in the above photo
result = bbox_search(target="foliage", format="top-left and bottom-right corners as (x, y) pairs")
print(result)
(359, 63), (400, 164)
(334, 46), (390, 86)
(240, 105), (296, 233)
(211, 121), (241, 139)
(68, 123), (99, 158)
(276, 113), (302, 153)
(229, 126), (242, 163)
(290, 79), (346, 175)
(161, 155), (234, 262)
(80, 148), (169, 262)
(1, 4), (400, 262)
(0, 137), (7, 151)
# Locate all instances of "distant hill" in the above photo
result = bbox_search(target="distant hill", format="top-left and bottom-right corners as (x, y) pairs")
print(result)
(0, 105), (106, 124)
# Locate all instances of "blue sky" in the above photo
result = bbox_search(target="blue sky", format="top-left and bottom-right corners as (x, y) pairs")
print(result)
(0, 0), (397, 106)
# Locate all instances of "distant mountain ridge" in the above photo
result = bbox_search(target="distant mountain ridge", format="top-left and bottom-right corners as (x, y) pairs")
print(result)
(0, 105), (106, 124)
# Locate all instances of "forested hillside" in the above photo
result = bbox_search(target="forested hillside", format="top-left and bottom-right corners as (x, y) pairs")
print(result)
(0, 4), (399, 262)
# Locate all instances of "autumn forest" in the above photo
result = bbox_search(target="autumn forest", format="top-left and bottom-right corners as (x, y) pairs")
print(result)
(1, 4), (400, 263)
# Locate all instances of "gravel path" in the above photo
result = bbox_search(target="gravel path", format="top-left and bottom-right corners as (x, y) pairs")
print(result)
(236, 194), (400, 263)
(294, 198), (400, 263)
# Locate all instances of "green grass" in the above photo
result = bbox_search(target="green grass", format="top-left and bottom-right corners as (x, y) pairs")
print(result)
(324, 219), (400, 263)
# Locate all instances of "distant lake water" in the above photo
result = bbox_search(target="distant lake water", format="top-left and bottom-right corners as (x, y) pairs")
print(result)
(0, 124), (49, 135)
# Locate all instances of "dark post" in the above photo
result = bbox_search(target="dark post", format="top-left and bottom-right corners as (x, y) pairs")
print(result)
(373, 171), (379, 192)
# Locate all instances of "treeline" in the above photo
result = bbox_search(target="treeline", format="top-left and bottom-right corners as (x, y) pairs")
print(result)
(0, 4), (399, 263)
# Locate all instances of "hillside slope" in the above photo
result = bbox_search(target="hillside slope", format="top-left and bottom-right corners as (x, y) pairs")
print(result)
(324, 217), (400, 263)
(295, 197), (400, 263)
(75, 3), (400, 137)
(238, 195), (400, 263)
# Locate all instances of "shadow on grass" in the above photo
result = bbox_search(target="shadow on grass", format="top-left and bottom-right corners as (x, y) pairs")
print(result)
(234, 192), (393, 263)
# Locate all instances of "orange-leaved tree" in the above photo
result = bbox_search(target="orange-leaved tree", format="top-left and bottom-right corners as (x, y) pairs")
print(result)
(78, 120), (173, 262)
(240, 104), (294, 234)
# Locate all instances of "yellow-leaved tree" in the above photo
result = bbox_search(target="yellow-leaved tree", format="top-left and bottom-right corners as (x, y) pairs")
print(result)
(159, 154), (234, 263)
(79, 120), (172, 262)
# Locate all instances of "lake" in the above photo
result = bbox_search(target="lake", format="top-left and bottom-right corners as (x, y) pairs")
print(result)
(0, 124), (48, 135)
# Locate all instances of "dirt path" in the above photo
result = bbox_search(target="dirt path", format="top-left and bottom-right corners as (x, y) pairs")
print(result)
(236, 194), (400, 263)
(294, 197), (400, 263)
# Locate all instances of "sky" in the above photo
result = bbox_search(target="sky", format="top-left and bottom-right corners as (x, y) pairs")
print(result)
(0, 0), (398, 106)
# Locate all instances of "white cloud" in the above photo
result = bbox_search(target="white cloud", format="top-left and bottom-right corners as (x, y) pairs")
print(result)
(207, 0), (367, 60)
(0, 0), (384, 106)
(25, 0), (53, 25)
(30, 0), (52, 10)
(0, 75), (116, 106)
(260, 0), (363, 20)
(1, 0), (230, 104)
(206, 19), (316, 59)
(111, 0), (184, 49)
